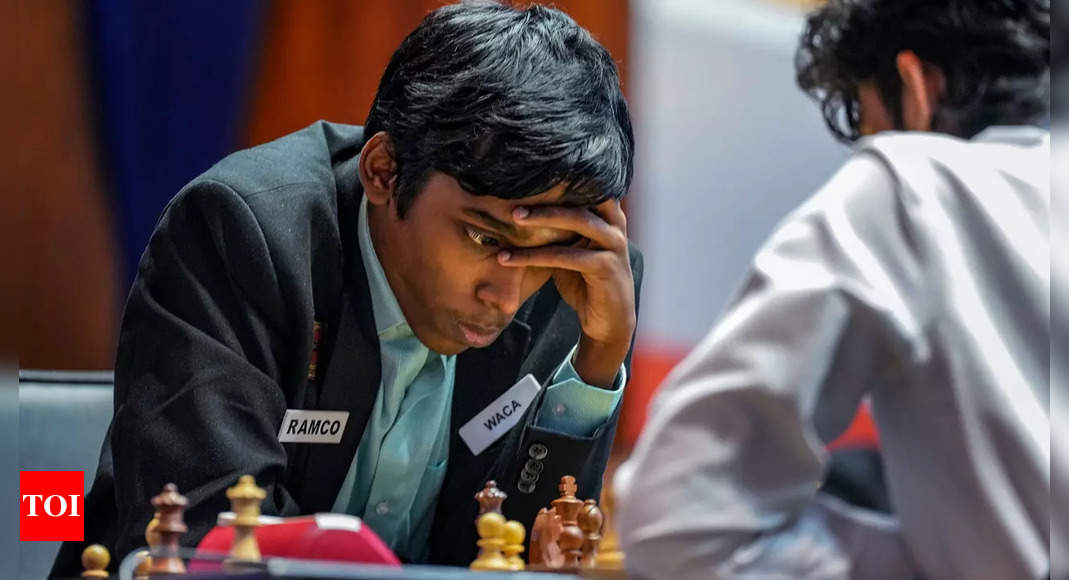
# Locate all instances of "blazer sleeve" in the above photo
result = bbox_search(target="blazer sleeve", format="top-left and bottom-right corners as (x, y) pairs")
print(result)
(109, 180), (304, 564)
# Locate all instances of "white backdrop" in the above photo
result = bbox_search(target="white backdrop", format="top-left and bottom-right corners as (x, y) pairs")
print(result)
(630, 0), (849, 351)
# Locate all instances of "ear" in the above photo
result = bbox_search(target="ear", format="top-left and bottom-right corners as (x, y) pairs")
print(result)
(896, 50), (946, 132)
(358, 131), (399, 207)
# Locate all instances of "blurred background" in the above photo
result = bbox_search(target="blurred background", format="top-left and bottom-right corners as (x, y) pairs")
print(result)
(8, 0), (1062, 577)
(15, 0), (868, 450)
(8, 0), (881, 573)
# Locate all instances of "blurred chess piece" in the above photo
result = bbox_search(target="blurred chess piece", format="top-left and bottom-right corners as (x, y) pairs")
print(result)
(578, 498), (604, 567)
(134, 511), (160, 580)
(595, 486), (624, 569)
(529, 507), (563, 567)
(148, 483), (188, 575)
(225, 474), (267, 568)
(470, 512), (510, 571)
(551, 476), (584, 568)
(474, 480), (507, 525)
(502, 519), (526, 571)
(80, 544), (109, 578)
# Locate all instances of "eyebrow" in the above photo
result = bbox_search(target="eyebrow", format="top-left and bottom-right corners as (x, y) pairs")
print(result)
(462, 207), (584, 248)
(463, 208), (521, 238)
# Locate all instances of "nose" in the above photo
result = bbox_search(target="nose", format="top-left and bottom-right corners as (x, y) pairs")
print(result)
(475, 265), (526, 317)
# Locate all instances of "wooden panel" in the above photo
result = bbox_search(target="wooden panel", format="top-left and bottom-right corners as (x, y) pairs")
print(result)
(4, 1), (119, 369)
(245, 1), (630, 147)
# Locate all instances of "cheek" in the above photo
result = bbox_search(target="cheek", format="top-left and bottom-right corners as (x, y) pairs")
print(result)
(522, 267), (555, 296)
(428, 241), (485, 301)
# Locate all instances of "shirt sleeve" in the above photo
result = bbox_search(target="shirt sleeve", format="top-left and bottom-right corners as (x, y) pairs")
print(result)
(613, 153), (926, 580)
(533, 344), (627, 437)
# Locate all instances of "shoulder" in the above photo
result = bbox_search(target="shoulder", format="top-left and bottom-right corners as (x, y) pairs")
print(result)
(170, 121), (364, 220)
(785, 148), (899, 228)
(851, 127), (1048, 204)
(202, 121), (363, 197)
(161, 122), (365, 246)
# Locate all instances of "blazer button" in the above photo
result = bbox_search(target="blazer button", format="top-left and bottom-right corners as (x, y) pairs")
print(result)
(519, 468), (539, 483)
(517, 480), (536, 494)
(524, 459), (544, 474)
(528, 443), (549, 460)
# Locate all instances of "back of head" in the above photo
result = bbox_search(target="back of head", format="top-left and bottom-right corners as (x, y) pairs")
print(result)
(796, 0), (1050, 142)
(364, 1), (634, 216)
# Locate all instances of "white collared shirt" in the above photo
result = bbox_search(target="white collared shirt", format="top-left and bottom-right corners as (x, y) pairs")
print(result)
(616, 127), (1051, 580)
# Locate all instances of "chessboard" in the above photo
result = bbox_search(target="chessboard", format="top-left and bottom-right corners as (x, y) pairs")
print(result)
(75, 475), (628, 579)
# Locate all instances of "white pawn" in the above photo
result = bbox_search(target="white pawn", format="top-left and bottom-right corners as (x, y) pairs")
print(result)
(470, 512), (509, 571)
(503, 519), (526, 570)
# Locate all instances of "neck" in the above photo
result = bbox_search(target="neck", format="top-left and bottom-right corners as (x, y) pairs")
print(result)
(366, 202), (404, 302)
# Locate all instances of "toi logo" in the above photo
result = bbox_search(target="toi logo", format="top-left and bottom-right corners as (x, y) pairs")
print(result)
(20, 471), (84, 541)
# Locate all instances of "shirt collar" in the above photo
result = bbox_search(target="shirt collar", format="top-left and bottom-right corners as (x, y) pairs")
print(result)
(972, 125), (1049, 147)
(358, 196), (410, 337)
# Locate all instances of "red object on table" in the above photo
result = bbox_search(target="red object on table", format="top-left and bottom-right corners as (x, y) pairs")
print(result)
(188, 513), (401, 571)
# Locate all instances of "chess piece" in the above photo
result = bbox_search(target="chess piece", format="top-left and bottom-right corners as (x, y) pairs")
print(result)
(132, 550), (150, 580)
(80, 544), (109, 578)
(502, 520), (526, 571)
(225, 474), (267, 568)
(134, 511), (160, 580)
(595, 486), (625, 569)
(578, 498), (604, 567)
(529, 507), (563, 567)
(551, 476), (584, 568)
(474, 480), (507, 525)
(148, 483), (188, 575)
(470, 512), (510, 571)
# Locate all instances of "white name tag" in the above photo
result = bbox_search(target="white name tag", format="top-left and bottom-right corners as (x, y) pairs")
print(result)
(459, 374), (542, 456)
(278, 410), (349, 444)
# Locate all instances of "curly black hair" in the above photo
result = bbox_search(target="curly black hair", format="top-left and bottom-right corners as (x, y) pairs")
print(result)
(796, 0), (1050, 142)
(364, 1), (634, 217)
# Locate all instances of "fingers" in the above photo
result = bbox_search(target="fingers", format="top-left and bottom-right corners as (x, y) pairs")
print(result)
(498, 245), (618, 275)
(593, 199), (628, 232)
(512, 201), (627, 251)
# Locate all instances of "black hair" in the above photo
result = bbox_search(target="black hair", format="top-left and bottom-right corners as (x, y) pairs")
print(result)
(364, 1), (634, 217)
(796, 0), (1050, 142)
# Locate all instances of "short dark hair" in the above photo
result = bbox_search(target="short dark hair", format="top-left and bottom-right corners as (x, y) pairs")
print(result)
(795, 0), (1050, 142)
(364, 1), (634, 217)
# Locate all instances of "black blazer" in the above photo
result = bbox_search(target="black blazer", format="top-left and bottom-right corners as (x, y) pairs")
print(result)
(52, 122), (643, 577)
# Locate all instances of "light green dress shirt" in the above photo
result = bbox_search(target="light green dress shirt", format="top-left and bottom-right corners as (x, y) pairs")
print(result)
(331, 197), (626, 562)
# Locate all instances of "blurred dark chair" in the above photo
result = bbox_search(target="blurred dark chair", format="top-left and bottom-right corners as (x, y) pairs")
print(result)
(19, 369), (113, 580)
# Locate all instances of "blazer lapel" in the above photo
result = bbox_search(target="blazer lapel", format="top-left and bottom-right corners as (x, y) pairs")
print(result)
(424, 316), (531, 564)
(451, 319), (532, 456)
(299, 157), (383, 513)
(444, 318), (532, 500)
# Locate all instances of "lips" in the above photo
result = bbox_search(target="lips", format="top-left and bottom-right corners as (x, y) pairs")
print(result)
(457, 321), (504, 348)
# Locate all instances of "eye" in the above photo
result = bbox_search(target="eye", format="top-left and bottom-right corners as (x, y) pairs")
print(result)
(465, 226), (501, 248)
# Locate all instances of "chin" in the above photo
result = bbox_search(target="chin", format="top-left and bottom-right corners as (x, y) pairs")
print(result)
(434, 341), (469, 356)
(417, 328), (469, 356)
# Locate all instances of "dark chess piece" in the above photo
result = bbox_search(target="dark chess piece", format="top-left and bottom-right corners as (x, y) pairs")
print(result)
(551, 476), (584, 568)
(148, 483), (188, 575)
(578, 498), (604, 567)
(474, 479), (508, 526)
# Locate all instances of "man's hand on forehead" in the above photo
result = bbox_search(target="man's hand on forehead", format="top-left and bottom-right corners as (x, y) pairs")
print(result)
(503, 199), (626, 259)
(497, 198), (634, 388)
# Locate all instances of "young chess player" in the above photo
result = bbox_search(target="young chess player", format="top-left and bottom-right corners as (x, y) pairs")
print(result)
(616, 1), (1050, 579)
(52, 2), (640, 575)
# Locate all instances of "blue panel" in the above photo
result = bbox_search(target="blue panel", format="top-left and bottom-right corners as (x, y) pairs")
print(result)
(86, 0), (266, 284)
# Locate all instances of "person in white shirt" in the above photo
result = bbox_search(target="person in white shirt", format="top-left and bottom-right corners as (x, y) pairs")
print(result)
(615, 1), (1051, 578)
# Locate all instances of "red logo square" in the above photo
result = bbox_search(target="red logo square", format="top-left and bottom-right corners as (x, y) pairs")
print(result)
(20, 471), (84, 541)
